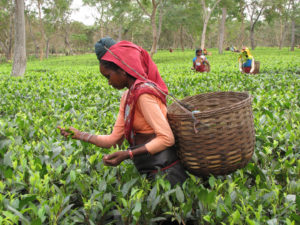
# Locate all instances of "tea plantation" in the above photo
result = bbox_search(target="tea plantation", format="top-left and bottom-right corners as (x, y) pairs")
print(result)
(0, 48), (299, 224)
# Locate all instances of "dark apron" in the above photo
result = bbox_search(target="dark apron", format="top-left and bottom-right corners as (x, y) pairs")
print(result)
(129, 133), (188, 186)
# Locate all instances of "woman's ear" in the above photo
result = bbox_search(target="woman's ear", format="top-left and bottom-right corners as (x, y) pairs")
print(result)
(118, 69), (127, 78)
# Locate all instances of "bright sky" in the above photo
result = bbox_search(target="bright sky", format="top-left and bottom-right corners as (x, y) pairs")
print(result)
(70, 0), (97, 26)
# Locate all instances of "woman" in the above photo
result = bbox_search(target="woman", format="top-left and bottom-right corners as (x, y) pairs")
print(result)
(192, 49), (210, 72)
(238, 47), (255, 74)
(58, 37), (188, 186)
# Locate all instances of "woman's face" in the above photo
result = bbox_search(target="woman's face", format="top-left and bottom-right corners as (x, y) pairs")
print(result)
(100, 64), (128, 90)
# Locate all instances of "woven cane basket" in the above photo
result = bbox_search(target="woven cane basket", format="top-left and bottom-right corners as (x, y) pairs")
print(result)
(253, 61), (260, 74)
(167, 92), (255, 176)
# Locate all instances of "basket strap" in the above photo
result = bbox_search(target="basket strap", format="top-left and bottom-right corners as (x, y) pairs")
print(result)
(104, 46), (206, 133)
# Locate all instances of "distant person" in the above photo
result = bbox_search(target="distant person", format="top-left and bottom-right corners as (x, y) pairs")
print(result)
(238, 47), (255, 74)
(203, 48), (208, 55)
(169, 48), (173, 53)
(192, 49), (210, 72)
(230, 46), (236, 52)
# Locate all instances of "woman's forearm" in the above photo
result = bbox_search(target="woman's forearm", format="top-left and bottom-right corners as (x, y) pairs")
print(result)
(79, 132), (124, 148)
(129, 145), (149, 157)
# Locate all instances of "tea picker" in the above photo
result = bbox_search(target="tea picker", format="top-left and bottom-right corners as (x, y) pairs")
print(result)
(191, 48), (210, 73)
(58, 38), (255, 181)
(59, 38), (189, 186)
(238, 47), (260, 74)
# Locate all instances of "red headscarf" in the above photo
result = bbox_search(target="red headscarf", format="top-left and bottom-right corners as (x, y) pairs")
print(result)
(101, 41), (168, 145)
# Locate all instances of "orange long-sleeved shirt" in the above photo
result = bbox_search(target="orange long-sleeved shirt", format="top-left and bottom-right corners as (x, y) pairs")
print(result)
(96, 91), (175, 154)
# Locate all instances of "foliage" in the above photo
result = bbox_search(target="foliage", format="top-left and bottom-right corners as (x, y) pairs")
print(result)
(0, 48), (299, 224)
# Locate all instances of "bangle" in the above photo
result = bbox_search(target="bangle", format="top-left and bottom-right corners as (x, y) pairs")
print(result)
(80, 132), (89, 141)
(86, 134), (93, 142)
(128, 150), (133, 159)
(80, 132), (86, 141)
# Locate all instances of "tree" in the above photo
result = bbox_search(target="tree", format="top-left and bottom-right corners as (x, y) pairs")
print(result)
(25, 10), (39, 58)
(38, 0), (74, 57)
(36, 0), (46, 60)
(264, 0), (293, 49)
(0, 0), (14, 61)
(237, 0), (246, 49)
(136, 0), (165, 57)
(246, 0), (267, 50)
(163, 0), (202, 51)
(82, 0), (112, 38)
(217, 0), (239, 53)
(11, 0), (26, 77)
(218, 7), (226, 53)
(200, 0), (222, 49)
(290, 0), (299, 51)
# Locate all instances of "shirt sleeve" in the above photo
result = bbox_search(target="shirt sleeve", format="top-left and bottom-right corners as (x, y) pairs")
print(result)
(136, 94), (175, 154)
(94, 92), (126, 148)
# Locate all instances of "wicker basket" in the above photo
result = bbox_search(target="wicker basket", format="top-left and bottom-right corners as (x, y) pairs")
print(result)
(253, 61), (260, 74)
(167, 92), (255, 176)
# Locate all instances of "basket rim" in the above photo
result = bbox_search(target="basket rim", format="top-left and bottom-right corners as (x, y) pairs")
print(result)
(167, 91), (252, 117)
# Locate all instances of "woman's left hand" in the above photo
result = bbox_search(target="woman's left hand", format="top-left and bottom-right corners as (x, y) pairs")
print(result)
(103, 151), (129, 166)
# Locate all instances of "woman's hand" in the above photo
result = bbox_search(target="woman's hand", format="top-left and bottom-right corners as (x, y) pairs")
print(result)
(103, 151), (129, 167)
(57, 126), (81, 139)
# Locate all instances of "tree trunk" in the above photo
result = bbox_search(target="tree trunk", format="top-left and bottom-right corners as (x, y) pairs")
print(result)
(172, 32), (176, 49)
(200, 0), (221, 49)
(131, 30), (134, 42)
(279, 22), (288, 49)
(7, 9), (14, 60)
(239, 1), (245, 49)
(64, 26), (72, 56)
(157, 2), (163, 42)
(27, 16), (38, 58)
(180, 25), (184, 51)
(11, 0), (26, 77)
(45, 38), (49, 58)
(1, 6), (14, 61)
(37, 0), (45, 60)
(149, 3), (158, 58)
(117, 24), (122, 42)
(290, 19), (295, 51)
(250, 25), (255, 50)
(201, 19), (208, 49)
(137, 0), (163, 58)
(218, 7), (227, 54)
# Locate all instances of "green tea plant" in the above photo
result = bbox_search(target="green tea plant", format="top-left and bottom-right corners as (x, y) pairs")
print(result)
(0, 48), (299, 224)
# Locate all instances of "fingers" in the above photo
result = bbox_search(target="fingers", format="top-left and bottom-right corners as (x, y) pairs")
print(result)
(103, 157), (118, 166)
(102, 152), (123, 166)
(57, 126), (71, 138)
(105, 152), (118, 160)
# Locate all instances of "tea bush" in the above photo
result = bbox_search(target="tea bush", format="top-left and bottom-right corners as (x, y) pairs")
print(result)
(0, 48), (299, 224)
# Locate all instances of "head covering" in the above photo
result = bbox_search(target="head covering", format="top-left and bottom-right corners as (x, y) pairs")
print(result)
(101, 40), (168, 145)
(239, 47), (252, 60)
(195, 48), (202, 55)
(101, 41), (168, 95)
(95, 37), (117, 61)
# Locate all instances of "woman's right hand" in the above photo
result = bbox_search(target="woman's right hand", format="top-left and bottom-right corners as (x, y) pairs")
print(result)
(57, 126), (81, 139)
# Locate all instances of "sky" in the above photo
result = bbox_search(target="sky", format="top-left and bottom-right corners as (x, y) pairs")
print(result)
(70, 0), (97, 26)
